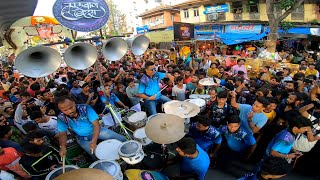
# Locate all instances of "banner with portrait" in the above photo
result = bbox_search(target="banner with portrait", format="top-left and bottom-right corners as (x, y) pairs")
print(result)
(173, 22), (194, 41)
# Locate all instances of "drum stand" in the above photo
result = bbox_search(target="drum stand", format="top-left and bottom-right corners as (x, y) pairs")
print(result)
(107, 104), (133, 140)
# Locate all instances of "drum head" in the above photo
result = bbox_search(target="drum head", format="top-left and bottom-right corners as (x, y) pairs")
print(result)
(89, 160), (120, 177)
(198, 94), (210, 99)
(189, 94), (200, 99)
(95, 139), (122, 160)
(185, 99), (206, 107)
(118, 141), (141, 157)
(45, 166), (79, 180)
(133, 127), (146, 139)
(128, 112), (146, 123)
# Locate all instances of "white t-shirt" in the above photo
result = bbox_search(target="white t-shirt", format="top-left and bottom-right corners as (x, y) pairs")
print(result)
(172, 84), (187, 101)
(38, 116), (59, 134)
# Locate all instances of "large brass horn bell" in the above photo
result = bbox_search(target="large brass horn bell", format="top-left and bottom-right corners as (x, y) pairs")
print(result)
(127, 35), (150, 56)
(64, 43), (97, 70)
(102, 37), (128, 61)
(14, 46), (61, 78)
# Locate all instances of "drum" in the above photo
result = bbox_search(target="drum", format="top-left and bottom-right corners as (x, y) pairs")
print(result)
(127, 111), (147, 130)
(45, 165), (79, 180)
(66, 138), (92, 168)
(198, 94), (211, 103)
(95, 139), (122, 160)
(118, 140), (144, 165)
(189, 94), (200, 99)
(133, 127), (152, 146)
(89, 160), (123, 180)
(185, 99), (206, 112)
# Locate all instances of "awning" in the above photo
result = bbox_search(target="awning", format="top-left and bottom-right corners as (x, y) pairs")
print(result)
(216, 32), (267, 45)
(265, 27), (315, 35)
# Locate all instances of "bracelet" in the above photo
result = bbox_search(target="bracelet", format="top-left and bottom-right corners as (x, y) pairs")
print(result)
(285, 154), (288, 158)
(307, 131), (313, 134)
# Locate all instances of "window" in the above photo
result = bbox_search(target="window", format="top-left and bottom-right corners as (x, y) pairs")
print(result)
(248, 1), (259, 13)
(184, 10), (189, 18)
(150, 18), (152, 23)
(291, 3), (304, 20)
(232, 1), (243, 14)
(171, 14), (174, 21)
(194, 8), (199, 17)
(155, 16), (159, 22)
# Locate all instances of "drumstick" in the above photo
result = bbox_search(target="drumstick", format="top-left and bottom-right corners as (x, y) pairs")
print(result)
(91, 148), (94, 155)
(146, 85), (168, 100)
(155, 85), (168, 96)
(62, 156), (66, 174)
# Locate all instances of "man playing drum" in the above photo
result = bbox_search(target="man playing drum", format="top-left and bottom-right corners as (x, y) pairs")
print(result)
(138, 61), (174, 115)
(56, 96), (126, 159)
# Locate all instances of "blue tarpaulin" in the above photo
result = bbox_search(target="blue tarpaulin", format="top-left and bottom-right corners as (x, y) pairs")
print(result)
(265, 27), (312, 35)
(216, 31), (267, 45)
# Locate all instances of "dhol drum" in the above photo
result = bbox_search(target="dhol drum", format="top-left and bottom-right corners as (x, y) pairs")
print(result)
(198, 94), (211, 104)
(127, 111), (147, 130)
(189, 94), (200, 99)
(118, 140), (144, 165)
(133, 127), (152, 146)
(95, 139), (122, 160)
(45, 165), (79, 180)
(185, 99), (206, 112)
(89, 160), (123, 180)
(66, 138), (92, 168)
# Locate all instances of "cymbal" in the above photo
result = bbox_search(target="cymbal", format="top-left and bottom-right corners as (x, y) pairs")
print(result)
(54, 168), (114, 180)
(145, 113), (185, 144)
(199, 77), (221, 86)
(164, 101), (200, 118)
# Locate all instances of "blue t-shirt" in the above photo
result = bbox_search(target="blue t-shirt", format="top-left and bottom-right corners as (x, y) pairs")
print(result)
(57, 105), (99, 137)
(181, 145), (210, 180)
(239, 104), (267, 135)
(100, 93), (120, 106)
(237, 172), (258, 180)
(266, 129), (295, 157)
(138, 72), (166, 100)
(219, 125), (256, 152)
(188, 123), (222, 152)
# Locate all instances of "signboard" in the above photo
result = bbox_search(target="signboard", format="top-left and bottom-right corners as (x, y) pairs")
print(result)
(53, 0), (110, 32)
(173, 22), (194, 41)
(136, 25), (149, 35)
(203, 4), (229, 14)
(195, 25), (222, 35)
(225, 24), (262, 34)
(145, 30), (174, 43)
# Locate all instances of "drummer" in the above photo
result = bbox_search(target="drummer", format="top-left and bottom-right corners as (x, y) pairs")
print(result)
(55, 96), (126, 159)
(138, 61), (175, 115)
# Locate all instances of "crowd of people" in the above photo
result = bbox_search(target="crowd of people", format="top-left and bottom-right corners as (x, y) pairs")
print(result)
(0, 45), (319, 180)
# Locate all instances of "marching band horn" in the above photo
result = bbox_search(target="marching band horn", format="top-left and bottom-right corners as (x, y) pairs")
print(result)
(64, 43), (97, 70)
(127, 35), (150, 56)
(102, 37), (128, 61)
(14, 46), (62, 78)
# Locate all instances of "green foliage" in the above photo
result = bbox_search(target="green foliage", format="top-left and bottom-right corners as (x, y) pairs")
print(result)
(280, 21), (295, 32)
(278, 0), (297, 10)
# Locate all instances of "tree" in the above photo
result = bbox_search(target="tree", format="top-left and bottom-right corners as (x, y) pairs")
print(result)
(266, 0), (305, 52)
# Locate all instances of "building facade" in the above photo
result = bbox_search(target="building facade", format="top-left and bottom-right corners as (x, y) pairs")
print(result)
(173, 0), (319, 24)
(138, 5), (181, 31)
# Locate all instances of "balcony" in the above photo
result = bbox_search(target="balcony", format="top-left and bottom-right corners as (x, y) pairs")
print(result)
(234, 13), (242, 21)
(249, 13), (260, 20)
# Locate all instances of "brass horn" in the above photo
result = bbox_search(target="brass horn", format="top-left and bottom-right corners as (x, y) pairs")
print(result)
(102, 37), (128, 61)
(127, 35), (150, 56)
(64, 43), (97, 70)
(14, 46), (61, 78)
